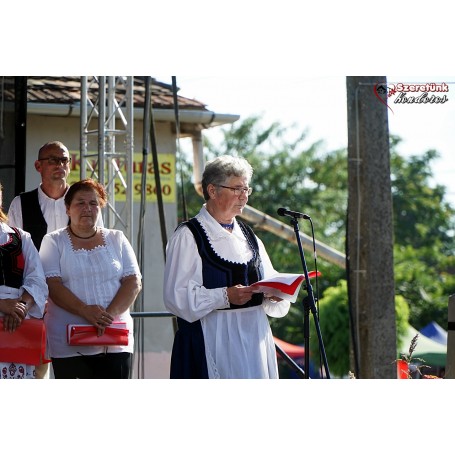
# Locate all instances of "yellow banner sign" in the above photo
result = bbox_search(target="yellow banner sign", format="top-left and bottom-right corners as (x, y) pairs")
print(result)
(67, 152), (176, 203)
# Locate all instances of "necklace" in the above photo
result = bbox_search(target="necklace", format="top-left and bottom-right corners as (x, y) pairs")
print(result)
(68, 226), (98, 239)
(219, 222), (234, 230)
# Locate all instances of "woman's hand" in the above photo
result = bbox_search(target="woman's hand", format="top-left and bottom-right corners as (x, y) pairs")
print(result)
(81, 304), (114, 333)
(227, 284), (255, 306)
(264, 294), (283, 303)
(0, 299), (27, 332)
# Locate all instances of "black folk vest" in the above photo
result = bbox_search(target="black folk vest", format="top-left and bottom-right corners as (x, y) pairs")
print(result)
(20, 188), (47, 250)
(183, 218), (264, 309)
(0, 227), (25, 289)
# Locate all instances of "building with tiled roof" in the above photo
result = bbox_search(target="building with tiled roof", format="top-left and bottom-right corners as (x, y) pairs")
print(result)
(0, 75), (239, 378)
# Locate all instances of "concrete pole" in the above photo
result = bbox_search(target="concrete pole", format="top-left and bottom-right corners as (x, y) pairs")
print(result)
(346, 76), (397, 378)
(445, 294), (455, 378)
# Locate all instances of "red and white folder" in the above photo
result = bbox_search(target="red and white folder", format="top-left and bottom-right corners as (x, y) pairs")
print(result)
(251, 271), (321, 303)
(67, 322), (129, 346)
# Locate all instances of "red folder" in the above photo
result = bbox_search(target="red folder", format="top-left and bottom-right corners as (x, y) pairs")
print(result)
(0, 318), (48, 365)
(67, 323), (129, 346)
(253, 275), (304, 295)
(251, 271), (321, 303)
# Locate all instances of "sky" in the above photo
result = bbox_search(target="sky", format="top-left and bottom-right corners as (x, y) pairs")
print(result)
(155, 74), (455, 207)
(4, 5), (454, 207)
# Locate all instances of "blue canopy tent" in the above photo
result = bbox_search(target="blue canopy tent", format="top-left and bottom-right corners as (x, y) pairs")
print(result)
(420, 321), (447, 345)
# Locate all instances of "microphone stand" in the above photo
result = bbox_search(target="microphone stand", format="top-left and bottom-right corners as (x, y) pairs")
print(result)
(289, 216), (330, 379)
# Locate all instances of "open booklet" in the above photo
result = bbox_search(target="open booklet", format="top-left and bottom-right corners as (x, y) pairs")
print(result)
(251, 271), (320, 303)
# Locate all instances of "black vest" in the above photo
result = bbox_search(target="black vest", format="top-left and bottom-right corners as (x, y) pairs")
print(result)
(20, 188), (47, 250)
(183, 218), (264, 309)
(0, 227), (24, 289)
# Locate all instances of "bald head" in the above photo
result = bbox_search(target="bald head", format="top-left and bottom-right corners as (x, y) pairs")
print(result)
(38, 141), (69, 159)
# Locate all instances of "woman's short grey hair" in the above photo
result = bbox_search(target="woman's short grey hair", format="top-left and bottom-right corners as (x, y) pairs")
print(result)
(201, 155), (253, 200)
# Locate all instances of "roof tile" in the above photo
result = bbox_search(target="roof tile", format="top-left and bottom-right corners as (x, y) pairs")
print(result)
(2, 76), (208, 111)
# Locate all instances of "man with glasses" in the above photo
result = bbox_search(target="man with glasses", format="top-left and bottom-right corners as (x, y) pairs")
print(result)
(8, 141), (71, 378)
(7, 140), (103, 379)
(8, 141), (72, 251)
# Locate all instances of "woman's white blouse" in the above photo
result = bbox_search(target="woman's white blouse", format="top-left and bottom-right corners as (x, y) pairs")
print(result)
(39, 227), (141, 358)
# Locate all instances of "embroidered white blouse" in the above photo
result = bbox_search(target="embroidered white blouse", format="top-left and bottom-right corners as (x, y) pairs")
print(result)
(163, 205), (290, 378)
(39, 227), (141, 358)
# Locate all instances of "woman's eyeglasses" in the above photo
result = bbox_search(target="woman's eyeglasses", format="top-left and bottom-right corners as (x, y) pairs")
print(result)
(217, 185), (253, 196)
(37, 156), (72, 166)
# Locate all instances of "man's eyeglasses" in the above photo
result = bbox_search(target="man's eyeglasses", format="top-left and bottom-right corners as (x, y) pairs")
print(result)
(217, 185), (253, 196)
(37, 156), (71, 166)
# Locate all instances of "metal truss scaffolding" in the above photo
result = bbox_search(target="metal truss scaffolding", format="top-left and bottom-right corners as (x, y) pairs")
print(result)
(80, 76), (134, 240)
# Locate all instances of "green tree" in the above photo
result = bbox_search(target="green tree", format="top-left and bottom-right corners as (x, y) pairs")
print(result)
(307, 280), (410, 378)
(176, 115), (455, 375)
(204, 115), (347, 291)
(390, 139), (455, 328)
(391, 146), (455, 253)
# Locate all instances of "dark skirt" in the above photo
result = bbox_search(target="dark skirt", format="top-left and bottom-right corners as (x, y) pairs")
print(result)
(170, 317), (209, 379)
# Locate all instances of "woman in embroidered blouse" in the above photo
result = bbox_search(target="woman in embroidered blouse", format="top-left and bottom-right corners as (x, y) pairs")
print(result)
(0, 182), (48, 379)
(39, 178), (142, 379)
(163, 155), (290, 379)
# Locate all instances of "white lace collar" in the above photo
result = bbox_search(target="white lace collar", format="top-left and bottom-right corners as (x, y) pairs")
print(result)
(196, 205), (239, 239)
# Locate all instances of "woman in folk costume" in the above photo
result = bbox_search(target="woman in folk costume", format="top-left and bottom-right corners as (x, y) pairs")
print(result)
(0, 182), (48, 379)
(164, 155), (290, 379)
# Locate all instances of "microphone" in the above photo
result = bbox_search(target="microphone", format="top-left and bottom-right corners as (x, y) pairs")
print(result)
(277, 207), (311, 220)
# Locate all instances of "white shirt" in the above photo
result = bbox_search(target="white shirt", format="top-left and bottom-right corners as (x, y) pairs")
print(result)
(8, 184), (69, 233)
(163, 205), (290, 378)
(7, 184), (103, 233)
(39, 227), (141, 358)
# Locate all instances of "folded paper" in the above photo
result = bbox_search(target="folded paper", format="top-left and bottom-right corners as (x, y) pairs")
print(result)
(251, 271), (321, 303)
